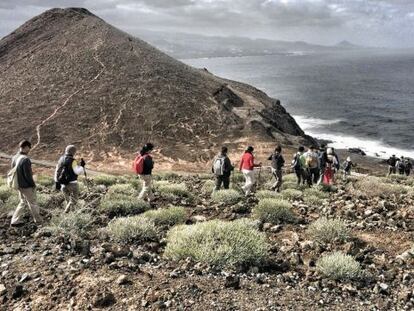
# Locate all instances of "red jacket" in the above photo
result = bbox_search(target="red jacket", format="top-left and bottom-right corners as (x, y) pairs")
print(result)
(240, 152), (255, 171)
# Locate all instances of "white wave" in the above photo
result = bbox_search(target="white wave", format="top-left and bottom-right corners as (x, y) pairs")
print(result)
(293, 115), (414, 159)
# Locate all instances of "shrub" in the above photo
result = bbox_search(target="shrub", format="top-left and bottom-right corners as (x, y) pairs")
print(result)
(198, 173), (213, 180)
(0, 177), (5, 186)
(164, 219), (268, 267)
(256, 190), (282, 200)
(143, 206), (186, 226)
(158, 183), (192, 199)
(211, 189), (242, 205)
(316, 252), (361, 280)
(232, 171), (245, 183)
(201, 180), (215, 194)
(0, 185), (14, 202)
(106, 216), (157, 243)
(281, 189), (303, 201)
(36, 175), (55, 187)
(283, 174), (298, 183)
(253, 198), (294, 224)
(106, 184), (138, 199)
(303, 195), (324, 206)
(307, 218), (350, 244)
(388, 174), (407, 181)
(1, 194), (19, 213)
(153, 171), (180, 181)
(318, 184), (338, 193)
(100, 197), (150, 217)
(93, 174), (119, 186)
(304, 188), (329, 199)
(354, 177), (407, 198)
(281, 181), (300, 190)
(47, 210), (93, 237)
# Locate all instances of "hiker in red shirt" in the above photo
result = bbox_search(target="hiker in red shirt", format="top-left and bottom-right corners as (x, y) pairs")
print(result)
(239, 146), (262, 196)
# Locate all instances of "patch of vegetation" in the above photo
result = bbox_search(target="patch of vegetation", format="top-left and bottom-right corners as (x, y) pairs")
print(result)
(143, 206), (186, 226)
(303, 195), (324, 206)
(36, 175), (55, 187)
(307, 218), (350, 244)
(47, 210), (93, 238)
(158, 182), (192, 199)
(164, 219), (268, 268)
(354, 177), (408, 198)
(1, 194), (19, 213)
(0, 185), (14, 202)
(253, 198), (295, 224)
(283, 174), (298, 183)
(281, 181), (301, 190)
(100, 197), (150, 217)
(0, 177), (5, 186)
(106, 216), (158, 243)
(304, 188), (329, 199)
(106, 183), (139, 199)
(153, 172), (180, 181)
(281, 189), (303, 201)
(93, 174), (119, 187)
(316, 252), (361, 281)
(256, 190), (282, 200)
(211, 189), (242, 205)
(201, 180), (215, 194)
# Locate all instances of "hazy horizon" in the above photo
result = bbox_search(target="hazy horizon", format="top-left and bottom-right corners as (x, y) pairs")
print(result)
(1, 1), (414, 49)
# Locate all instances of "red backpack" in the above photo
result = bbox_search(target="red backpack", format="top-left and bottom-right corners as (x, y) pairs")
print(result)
(132, 154), (147, 175)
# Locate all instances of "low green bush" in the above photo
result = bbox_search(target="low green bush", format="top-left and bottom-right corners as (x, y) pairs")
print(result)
(307, 217), (350, 244)
(201, 180), (215, 194)
(164, 219), (268, 267)
(158, 183), (192, 199)
(304, 188), (329, 199)
(143, 206), (186, 226)
(47, 210), (93, 237)
(316, 252), (361, 281)
(93, 174), (119, 187)
(0, 194), (19, 213)
(253, 198), (295, 224)
(153, 171), (180, 181)
(100, 197), (150, 217)
(106, 184), (138, 199)
(36, 175), (55, 187)
(211, 189), (242, 205)
(256, 190), (282, 200)
(106, 216), (158, 243)
(303, 195), (324, 206)
(0, 185), (14, 202)
(281, 181), (300, 190)
(281, 189), (303, 201)
(283, 174), (298, 183)
(354, 177), (407, 198)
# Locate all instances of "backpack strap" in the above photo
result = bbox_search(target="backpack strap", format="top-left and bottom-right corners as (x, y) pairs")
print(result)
(14, 155), (26, 169)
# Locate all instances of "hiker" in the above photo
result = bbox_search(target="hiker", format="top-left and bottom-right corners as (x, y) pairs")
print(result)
(318, 144), (327, 185)
(267, 145), (285, 192)
(212, 146), (234, 191)
(396, 156), (405, 175)
(322, 148), (339, 185)
(342, 156), (355, 181)
(9, 140), (43, 226)
(55, 145), (86, 213)
(291, 146), (307, 185)
(304, 146), (320, 186)
(404, 158), (412, 176)
(387, 155), (397, 175)
(239, 146), (262, 196)
(331, 147), (341, 171)
(133, 143), (155, 202)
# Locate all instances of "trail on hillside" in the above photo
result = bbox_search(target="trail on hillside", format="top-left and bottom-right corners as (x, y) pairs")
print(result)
(32, 53), (106, 150)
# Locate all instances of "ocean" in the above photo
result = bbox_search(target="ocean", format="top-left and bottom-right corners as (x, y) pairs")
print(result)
(183, 50), (414, 159)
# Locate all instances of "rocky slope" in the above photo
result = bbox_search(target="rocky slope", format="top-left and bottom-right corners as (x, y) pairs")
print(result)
(0, 8), (313, 164)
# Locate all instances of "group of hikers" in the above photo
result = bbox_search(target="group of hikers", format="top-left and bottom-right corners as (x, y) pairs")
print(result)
(386, 154), (412, 176)
(6, 139), (411, 227)
(212, 144), (353, 195)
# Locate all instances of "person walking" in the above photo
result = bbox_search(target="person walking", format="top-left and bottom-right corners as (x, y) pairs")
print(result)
(291, 146), (307, 185)
(55, 145), (86, 213)
(212, 146), (234, 191)
(304, 146), (320, 186)
(318, 144), (327, 185)
(396, 156), (406, 175)
(342, 156), (355, 181)
(134, 143), (155, 202)
(239, 146), (261, 196)
(387, 155), (397, 176)
(404, 158), (412, 176)
(322, 148), (339, 185)
(9, 140), (43, 226)
(268, 145), (285, 192)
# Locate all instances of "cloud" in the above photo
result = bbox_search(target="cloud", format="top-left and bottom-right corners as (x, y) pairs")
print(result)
(0, 0), (413, 47)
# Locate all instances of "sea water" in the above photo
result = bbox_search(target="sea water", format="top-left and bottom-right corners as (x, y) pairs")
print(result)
(184, 50), (414, 159)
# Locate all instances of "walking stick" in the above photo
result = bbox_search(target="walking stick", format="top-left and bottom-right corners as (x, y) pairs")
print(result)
(81, 158), (90, 192)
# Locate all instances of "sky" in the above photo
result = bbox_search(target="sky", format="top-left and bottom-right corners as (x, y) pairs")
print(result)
(0, 0), (414, 48)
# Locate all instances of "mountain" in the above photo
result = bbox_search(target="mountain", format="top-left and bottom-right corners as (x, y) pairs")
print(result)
(133, 30), (364, 59)
(335, 40), (361, 49)
(0, 8), (313, 165)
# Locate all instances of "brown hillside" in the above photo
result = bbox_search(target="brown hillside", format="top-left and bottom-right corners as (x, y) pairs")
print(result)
(0, 8), (313, 165)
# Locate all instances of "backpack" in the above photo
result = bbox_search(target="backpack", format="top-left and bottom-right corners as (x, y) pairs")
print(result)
(397, 161), (405, 170)
(133, 154), (148, 175)
(7, 155), (26, 189)
(56, 163), (71, 186)
(306, 153), (318, 168)
(291, 154), (301, 170)
(213, 156), (226, 176)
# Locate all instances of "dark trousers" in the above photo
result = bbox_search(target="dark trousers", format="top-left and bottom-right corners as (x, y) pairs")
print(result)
(215, 175), (230, 190)
(295, 169), (306, 185)
(307, 167), (320, 186)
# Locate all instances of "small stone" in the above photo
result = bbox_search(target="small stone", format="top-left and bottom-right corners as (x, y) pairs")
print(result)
(191, 215), (206, 223)
(116, 275), (131, 285)
(224, 275), (240, 289)
(0, 284), (6, 296)
(19, 273), (31, 283)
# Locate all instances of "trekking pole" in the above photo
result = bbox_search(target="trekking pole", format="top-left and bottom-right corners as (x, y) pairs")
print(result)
(81, 158), (91, 192)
